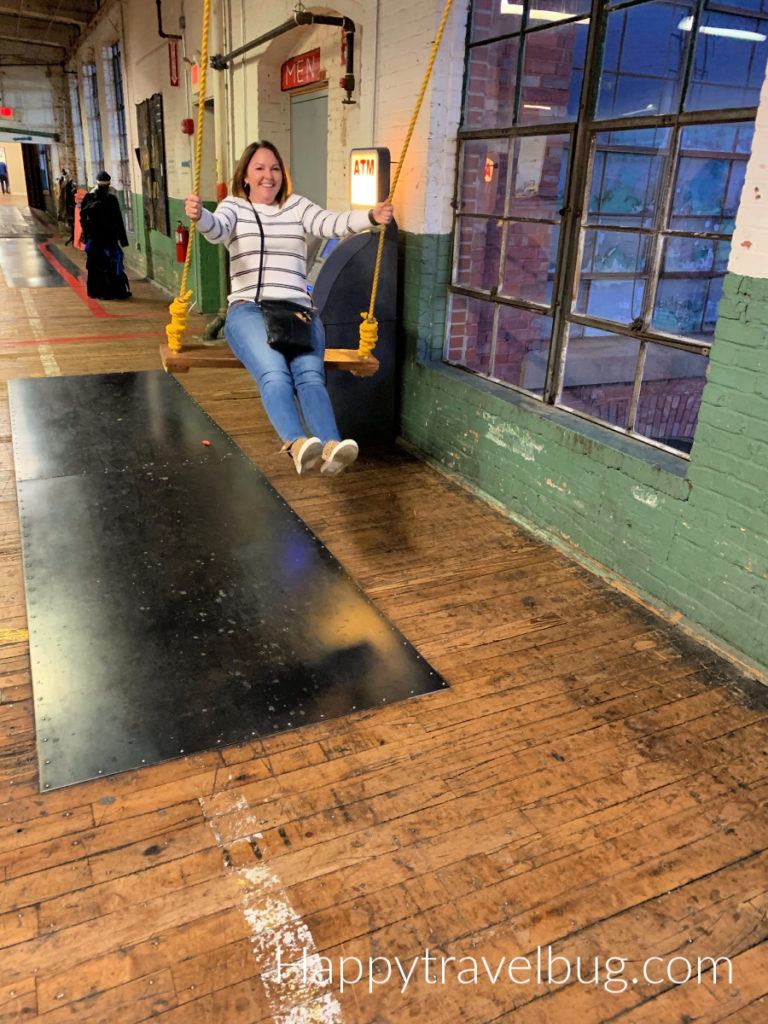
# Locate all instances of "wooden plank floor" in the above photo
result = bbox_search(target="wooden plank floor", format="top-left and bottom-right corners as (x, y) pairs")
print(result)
(1, 205), (767, 1023)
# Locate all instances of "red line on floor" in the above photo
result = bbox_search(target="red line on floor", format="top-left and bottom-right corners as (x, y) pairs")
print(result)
(36, 237), (189, 322)
(37, 240), (110, 317)
(0, 331), (179, 347)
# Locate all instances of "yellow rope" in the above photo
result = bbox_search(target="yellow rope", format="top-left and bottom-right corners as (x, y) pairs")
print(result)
(358, 0), (456, 359)
(166, 0), (211, 353)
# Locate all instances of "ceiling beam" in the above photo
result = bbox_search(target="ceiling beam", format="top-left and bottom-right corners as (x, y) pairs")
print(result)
(0, 41), (67, 65)
(0, 1), (98, 26)
(0, 15), (78, 49)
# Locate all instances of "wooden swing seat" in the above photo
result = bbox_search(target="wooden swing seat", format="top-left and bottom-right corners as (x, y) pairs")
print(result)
(159, 342), (379, 376)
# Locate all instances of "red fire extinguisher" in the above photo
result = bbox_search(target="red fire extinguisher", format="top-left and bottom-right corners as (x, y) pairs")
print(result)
(175, 221), (189, 263)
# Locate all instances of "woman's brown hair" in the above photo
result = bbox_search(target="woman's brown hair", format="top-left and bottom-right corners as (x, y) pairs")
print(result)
(231, 140), (291, 206)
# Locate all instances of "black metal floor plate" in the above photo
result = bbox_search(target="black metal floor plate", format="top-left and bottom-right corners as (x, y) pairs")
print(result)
(10, 371), (446, 790)
(0, 238), (66, 287)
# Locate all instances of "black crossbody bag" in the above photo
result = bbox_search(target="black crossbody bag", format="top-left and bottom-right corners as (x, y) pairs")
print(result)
(252, 205), (313, 357)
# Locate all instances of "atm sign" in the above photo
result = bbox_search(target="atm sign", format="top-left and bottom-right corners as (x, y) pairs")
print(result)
(350, 148), (391, 208)
(351, 152), (378, 207)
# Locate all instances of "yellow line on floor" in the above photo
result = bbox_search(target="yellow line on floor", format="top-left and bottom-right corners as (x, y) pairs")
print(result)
(0, 627), (28, 644)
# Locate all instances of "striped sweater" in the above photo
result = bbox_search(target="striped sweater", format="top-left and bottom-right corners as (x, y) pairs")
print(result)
(196, 194), (371, 308)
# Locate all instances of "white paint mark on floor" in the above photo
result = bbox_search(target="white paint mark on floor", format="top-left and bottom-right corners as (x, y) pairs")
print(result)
(200, 793), (343, 1024)
(21, 291), (44, 338)
(37, 345), (61, 377)
(20, 292), (60, 376)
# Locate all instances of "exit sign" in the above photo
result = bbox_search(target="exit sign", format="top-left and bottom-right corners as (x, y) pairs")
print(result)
(281, 49), (322, 91)
(0, 107), (13, 118)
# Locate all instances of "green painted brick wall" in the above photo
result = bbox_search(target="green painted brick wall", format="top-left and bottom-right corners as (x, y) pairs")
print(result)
(399, 234), (768, 677)
(123, 191), (147, 278)
(123, 196), (222, 313)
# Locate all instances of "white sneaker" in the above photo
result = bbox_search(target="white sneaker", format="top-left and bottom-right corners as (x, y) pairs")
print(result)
(284, 436), (323, 475)
(320, 439), (359, 476)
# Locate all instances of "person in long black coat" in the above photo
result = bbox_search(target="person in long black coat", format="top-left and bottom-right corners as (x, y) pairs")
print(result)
(56, 169), (77, 244)
(79, 171), (132, 299)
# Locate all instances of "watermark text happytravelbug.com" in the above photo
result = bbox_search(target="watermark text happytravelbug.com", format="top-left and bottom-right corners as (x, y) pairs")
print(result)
(274, 945), (733, 995)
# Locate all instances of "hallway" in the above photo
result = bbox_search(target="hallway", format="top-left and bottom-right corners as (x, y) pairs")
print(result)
(1, 206), (767, 1022)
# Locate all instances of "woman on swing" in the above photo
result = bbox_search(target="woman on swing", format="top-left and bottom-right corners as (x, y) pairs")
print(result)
(185, 140), (393, 476)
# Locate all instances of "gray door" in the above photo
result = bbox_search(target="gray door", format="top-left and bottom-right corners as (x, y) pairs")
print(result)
(290, 90), (327, 206)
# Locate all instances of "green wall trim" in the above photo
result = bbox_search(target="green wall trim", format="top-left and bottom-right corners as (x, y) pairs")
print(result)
(398, 234), (768, 678)
(122, 191), (147, 278)
(123, 196), (222, 313)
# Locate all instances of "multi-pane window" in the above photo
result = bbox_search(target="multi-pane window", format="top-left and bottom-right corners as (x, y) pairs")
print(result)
(449, 0), (767, 455)
(67, 74), (86, 186)
(82, 63), (104, 181)
(38, 147), (51, 192)
(103, 42), (133, 231)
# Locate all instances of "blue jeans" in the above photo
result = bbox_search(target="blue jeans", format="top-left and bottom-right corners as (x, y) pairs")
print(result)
(224, 301), (341, 444)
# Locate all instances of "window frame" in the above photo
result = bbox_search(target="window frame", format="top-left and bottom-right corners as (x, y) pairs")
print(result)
(81, 62), (104, 182)
(103, 41), (134, 232)
(448, 0), (763, 457)
(67, 73), (87, 186)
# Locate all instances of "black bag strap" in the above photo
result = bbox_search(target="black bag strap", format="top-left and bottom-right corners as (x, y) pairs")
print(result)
(250, 201), (265, 302)
(248, 200), (314, 312)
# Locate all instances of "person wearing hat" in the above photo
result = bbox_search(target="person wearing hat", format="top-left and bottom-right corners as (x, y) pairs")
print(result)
(56, 168), (76, 244)
(79, 171), (131, 299)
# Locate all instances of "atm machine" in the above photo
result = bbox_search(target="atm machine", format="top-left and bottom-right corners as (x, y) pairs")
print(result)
(308, 220), (398, 447)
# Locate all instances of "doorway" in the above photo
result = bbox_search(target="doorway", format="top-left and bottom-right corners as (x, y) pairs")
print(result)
(290, 89), (328, 206)
(21, 144), (51, 212)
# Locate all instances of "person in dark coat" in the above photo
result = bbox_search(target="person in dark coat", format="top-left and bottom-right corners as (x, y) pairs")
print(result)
(56, 169), (77, 244)
(79, 171), (132, 299)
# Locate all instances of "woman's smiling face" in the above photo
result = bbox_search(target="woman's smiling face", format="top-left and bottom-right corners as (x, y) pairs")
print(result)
(245, 147), (283, 205)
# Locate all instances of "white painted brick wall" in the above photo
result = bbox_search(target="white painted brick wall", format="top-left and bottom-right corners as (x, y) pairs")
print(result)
(226, 0), (373, 211)
(56, 0), (466, 231)
(188, 0), (466, 229)
(68, 0), (198, 193)
(730, 61), (768, 279)
(374, 0), (468, 234)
